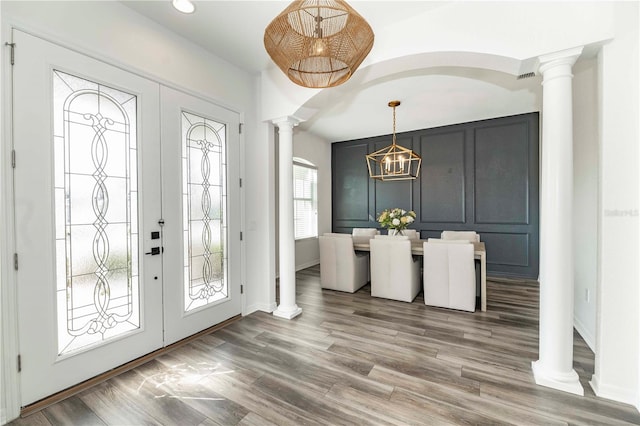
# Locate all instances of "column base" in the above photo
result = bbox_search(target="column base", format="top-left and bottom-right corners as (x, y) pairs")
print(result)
(532, 360), (584, 396)
(273, 304), (302, 320)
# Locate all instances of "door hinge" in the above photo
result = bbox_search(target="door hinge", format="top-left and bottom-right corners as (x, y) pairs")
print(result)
(17, 354), (21, 372)
(240, 231), (243, 241)
(239, 123), (243, 134)
(239, 178), (242, 188)
(5, 42), (15, 66)
(11, 150), (16, 168)
(13, 253), (18, 270)
(240, 285), (244, 294)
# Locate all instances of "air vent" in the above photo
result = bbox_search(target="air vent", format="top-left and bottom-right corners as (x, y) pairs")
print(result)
(517, 72), (536, 80)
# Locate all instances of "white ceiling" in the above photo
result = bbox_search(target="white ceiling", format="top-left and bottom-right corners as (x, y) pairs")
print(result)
(121, 1), (541, 142)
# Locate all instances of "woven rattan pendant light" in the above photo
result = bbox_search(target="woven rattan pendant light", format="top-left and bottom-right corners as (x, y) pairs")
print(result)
(264, 0), (374, 88)
(366, 101), (422, 181)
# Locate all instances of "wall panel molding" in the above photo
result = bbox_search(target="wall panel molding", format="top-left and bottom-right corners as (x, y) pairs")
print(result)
(332, 142), (370, 222)
(332, 112), (540, 279)
(418, 130), (466, 223)
(474, 121), (530, 225)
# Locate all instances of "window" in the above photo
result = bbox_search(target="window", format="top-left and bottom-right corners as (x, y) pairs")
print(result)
(181, 111), (228, 312)
(53, 70), (140, 355)
(293, 159), (318, 240)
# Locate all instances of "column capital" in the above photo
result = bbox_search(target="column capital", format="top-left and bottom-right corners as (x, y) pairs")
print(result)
(538, 46), (584, 75)
(272, 116), (303, 129)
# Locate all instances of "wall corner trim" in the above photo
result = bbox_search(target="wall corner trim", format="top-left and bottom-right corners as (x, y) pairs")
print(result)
(573, 317), (595, 352)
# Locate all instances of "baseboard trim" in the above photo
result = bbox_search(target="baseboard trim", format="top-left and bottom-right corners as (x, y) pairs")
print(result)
(245, 302), (277, 315)
(573, 316), (595, 352)
(590, 374), (638, 406)
(296, 260), (319, 271)
(19, 315), (241, 418)
(486, 272), (539, 282)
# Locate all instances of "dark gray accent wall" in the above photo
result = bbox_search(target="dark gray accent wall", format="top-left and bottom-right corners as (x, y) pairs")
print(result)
(332, 112), (539, 279)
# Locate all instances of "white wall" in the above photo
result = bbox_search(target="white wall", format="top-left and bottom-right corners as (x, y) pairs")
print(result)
(244, 92), (277, 314)
(572, 58), (599, 351)
(591, 1), (639, 406)
(292, 130), (331, 271)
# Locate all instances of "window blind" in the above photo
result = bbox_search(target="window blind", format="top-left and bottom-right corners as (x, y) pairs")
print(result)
(293, 163), (318, 240)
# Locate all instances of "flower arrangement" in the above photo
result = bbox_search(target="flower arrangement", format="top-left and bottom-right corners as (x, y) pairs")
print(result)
(377, 208), (416, 232)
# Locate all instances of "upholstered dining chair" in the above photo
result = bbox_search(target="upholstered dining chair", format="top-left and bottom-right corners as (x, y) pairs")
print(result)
(423, 239), (476, 312)
(370, 235), (421, 302)
(441, 230), (480, 243)
(352, 227), (380, 244)
(319, 233), (369, 293)
(401, 229), (419, 239)
(352, 228), (380, 237)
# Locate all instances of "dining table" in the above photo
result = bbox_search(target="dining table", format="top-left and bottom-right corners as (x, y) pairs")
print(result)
(352, 237), (487, 312)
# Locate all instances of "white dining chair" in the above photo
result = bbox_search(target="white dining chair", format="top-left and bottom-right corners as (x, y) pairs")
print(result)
(402, 229), (419, 239)
(423, 239), (476, 312)
(441, 230), (480, 243)
(319, 233), (369, 293)
(352, 228), (380, 237)
(352, 228), (380, 245)
(370, 235), (421, 302)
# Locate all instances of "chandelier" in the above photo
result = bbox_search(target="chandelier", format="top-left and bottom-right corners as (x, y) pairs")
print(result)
(366, 101), (422, 181)
(263, 0), (374, 88)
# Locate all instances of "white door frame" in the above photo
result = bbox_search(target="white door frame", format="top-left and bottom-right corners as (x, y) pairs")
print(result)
(0, 24), (246, 421)
(1, 20), (21, 425)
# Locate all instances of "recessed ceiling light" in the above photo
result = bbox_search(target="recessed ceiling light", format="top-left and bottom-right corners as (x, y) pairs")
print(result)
(172, 0), (195, 14)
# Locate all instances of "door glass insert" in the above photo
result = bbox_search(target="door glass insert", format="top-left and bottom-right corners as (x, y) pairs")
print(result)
(182, 111), (228, 312)
(53, 70), (139, 356)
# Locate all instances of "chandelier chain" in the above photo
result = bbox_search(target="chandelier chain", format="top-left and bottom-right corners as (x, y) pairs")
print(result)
(392, 104), (397, 146)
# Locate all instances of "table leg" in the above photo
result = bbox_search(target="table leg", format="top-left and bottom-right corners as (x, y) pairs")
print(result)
(481, 252), (487, 312)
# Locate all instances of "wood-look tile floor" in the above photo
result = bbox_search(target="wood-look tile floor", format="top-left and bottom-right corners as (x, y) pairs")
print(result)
(12, 265), (640, 425)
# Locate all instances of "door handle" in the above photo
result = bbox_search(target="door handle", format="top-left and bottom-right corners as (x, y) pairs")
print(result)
(145, 247), (162, 255)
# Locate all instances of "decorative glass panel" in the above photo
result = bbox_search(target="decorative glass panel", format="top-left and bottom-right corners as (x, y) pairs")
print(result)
(182, 112), (228, 312)
(53, 70), (139, 356)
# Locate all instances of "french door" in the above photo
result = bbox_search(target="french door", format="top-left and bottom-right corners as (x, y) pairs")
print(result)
(160, 87), (241, 345)
(12, 30), (241, 406)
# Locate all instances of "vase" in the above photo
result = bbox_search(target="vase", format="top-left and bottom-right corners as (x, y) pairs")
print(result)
(389, 229), (404, 236)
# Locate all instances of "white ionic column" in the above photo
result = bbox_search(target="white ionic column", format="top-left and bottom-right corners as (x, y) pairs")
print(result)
(532, 46), (584, 396)
(272, 117), (302, 320)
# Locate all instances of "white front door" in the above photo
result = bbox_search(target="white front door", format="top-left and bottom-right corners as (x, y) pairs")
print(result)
(12, 30), (241, 406)
(160, 87), (241, 345)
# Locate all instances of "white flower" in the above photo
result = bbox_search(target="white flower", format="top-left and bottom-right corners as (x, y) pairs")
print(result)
(390, 212), (395, 218)
(407, 216), (414, 223)
(392, 218), (400, 226)
(401, 210), (406, 215)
